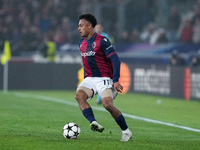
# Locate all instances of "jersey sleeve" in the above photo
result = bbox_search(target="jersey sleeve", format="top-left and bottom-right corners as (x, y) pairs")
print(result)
(109, 54), (121, 83)
(100, 37), (116, 57)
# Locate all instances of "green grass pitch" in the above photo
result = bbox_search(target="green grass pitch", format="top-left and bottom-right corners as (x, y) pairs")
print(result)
(0, 90), (200, 150)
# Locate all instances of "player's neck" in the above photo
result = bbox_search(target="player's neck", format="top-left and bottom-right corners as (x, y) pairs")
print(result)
(86, 30), (95, 40)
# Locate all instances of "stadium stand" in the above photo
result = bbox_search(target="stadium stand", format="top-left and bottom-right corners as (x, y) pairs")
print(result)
(0, 0), (200, 65)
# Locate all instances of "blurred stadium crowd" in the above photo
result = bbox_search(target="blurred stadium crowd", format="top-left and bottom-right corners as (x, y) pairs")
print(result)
(0, 0), (200, 56)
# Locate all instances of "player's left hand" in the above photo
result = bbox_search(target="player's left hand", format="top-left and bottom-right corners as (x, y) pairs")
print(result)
(113, 82), (123, 93)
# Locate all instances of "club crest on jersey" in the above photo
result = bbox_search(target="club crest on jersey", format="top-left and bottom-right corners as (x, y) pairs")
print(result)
(92, 42), (96, 49)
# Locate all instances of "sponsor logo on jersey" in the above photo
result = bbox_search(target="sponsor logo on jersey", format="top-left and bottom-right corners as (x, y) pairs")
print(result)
(81, 51), (96, 57)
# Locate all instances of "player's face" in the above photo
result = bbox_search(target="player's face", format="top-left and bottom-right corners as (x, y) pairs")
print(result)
(78, 19), (91, 37)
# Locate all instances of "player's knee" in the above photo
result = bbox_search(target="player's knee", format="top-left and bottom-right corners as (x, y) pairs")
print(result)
(75, 90), (87, 102)
(102, 97), (113, 111)
(75, 93), (80, 101)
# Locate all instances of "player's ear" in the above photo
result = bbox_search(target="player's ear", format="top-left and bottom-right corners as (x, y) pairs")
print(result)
(88, 23), (92, 29)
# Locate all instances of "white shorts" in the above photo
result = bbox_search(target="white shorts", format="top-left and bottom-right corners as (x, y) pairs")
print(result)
(77, 77), (118, 101)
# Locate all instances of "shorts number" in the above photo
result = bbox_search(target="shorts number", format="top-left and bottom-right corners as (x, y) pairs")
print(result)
(104, 80), (110, 85)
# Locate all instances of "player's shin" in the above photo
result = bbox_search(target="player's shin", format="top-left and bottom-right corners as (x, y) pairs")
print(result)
(82, 107), (96, 123)
(115, 114), (128, 130)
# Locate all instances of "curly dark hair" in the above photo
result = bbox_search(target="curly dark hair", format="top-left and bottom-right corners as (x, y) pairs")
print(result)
(79, 13), (97, 28)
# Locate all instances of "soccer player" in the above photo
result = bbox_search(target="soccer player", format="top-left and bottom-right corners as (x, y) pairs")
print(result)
(75, 13), (132, 142)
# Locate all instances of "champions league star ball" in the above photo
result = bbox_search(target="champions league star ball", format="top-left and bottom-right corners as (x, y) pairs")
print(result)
(63, 123), (81, 139)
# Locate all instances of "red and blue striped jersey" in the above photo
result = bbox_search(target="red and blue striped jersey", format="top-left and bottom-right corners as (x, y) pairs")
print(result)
(79, 33), (120, 82)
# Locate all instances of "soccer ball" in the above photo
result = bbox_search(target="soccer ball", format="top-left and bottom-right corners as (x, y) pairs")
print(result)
(63, 122), (81, 139)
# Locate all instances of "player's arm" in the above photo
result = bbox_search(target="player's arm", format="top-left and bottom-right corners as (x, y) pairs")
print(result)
(100, 37), (123, 93)
(109, 54), (120, 83)
(109, 54), (123, 93)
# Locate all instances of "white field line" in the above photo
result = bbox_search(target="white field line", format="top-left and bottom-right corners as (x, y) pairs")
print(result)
(14, 92), (200, 133)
